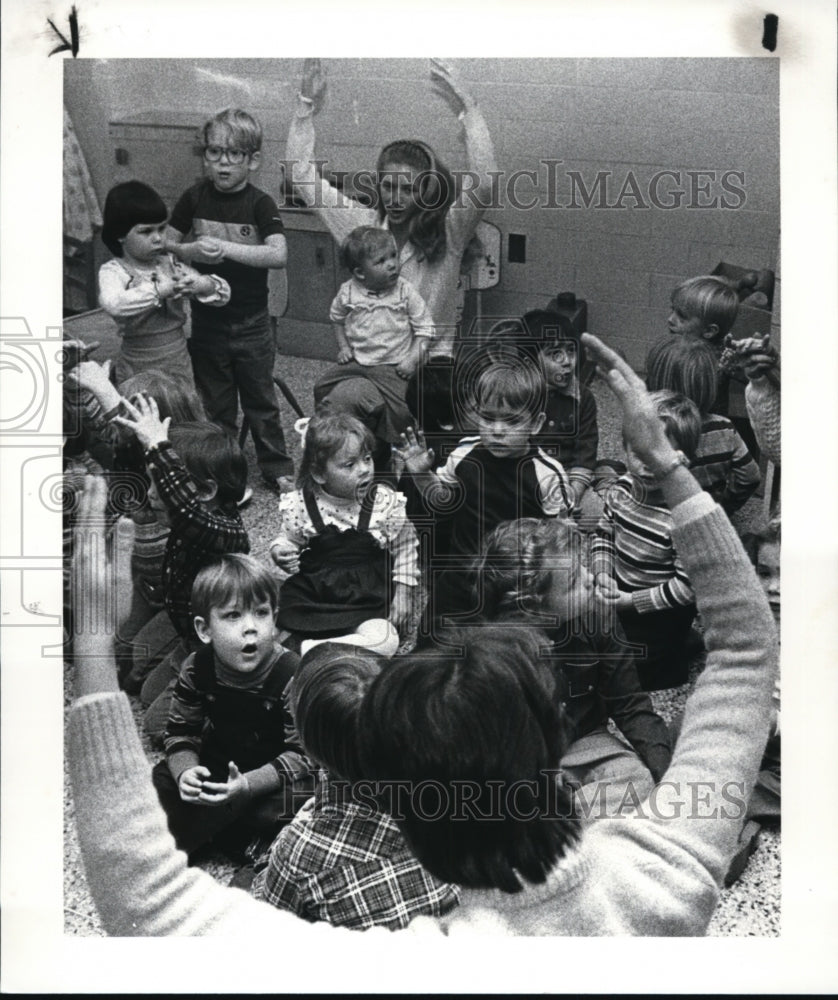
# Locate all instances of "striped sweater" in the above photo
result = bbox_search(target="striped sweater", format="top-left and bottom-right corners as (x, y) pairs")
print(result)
(591, 475), (694, 614)
(690, 414), (761, 513)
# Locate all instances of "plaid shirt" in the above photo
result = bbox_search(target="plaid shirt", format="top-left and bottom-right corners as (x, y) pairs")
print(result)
(253, 770), (460, 930)
(146, 441), (249, 641)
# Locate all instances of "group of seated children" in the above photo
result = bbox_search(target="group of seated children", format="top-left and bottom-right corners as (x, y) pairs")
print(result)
(63, 102), (781, 927)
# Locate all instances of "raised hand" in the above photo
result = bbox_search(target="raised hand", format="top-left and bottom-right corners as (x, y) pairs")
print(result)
(112, 393), (170, 452)
(430, 58), (477, 114)
(300, 58), (328, 114)
(395, 426), (435, 475)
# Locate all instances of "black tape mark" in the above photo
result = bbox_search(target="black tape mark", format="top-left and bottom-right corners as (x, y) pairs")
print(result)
(762, 14), (778, 52)
(47, 5), (80, 57)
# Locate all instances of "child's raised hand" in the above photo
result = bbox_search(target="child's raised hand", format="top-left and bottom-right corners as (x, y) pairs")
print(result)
(198, 761), (250, 806)
(430, 58), (476, 114)
(68, 357), (112, 393)
(300, 58), (328, 114)
(112, 393), (171, 452)
(177, 764), (212, 803)
(594, 572), (620, 604)
(395, 427), (435, 474)
(737, 335), (780, 382)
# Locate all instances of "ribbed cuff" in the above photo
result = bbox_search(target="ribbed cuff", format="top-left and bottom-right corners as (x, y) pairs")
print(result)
(631, 590), (657, 615)
(68, 693), (149, 788)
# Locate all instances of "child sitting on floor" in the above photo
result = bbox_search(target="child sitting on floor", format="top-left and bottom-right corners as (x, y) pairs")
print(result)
(645, 336), (761, 514)
(485, 309), (600, 519)
(397, 358), (572, 633)
(112, 394), (251, 744)
(270, 413), (419, 656)
(151, 554), (312, 861)
(475, 517), (672, 815)
(591, 390), (702, 691)
(252, 643), (460, 928)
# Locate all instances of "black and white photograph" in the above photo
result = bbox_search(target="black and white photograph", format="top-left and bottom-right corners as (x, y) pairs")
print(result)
(1, 0), (836, 993)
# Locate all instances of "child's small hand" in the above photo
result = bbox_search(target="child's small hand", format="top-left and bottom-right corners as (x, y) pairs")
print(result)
(594, 572), (620, 604)
(152, 270), (178, 300)
(175, 272), (215, 298)
(616, 592), (634, 612)
(336, 345), (353, 364)
(112, 393), (171, 452)
(395, 359), (416, 380)
(737, 335), (779, 381)
(270, 539), (301, 576)
(68, 358), (113, 393)
(395, 427), (435, 474)
(192, 237), (225, 264)
(388, 582), (413, 635)
(61, 339), (100, 374)
(178, 764), (212, 803)
(198, 761), (250, 806)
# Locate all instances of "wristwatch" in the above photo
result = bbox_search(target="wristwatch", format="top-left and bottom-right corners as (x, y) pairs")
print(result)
(649, 450), (689, 482)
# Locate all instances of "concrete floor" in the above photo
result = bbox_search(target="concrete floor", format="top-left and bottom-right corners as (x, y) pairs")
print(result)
(63, 348), (780, 936)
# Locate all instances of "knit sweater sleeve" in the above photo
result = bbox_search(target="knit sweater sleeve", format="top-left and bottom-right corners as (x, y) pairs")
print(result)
(745, 375), (781, 466)
(67, 693), (394, 939)
(623, 495), (779, 889)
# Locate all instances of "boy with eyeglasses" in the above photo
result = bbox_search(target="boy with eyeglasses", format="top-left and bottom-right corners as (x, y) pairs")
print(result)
(168, 108), (295, 495)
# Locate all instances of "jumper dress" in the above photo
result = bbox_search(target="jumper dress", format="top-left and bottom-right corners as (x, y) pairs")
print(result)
(277, 486), (392, 637)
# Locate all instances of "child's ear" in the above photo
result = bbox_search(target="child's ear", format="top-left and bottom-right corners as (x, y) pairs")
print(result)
(195, 479), (218, 503)
(248, 151), (261, 173)
(531, 412), (547, 436)
(193, 616), (213, 645)
(311, 466), (327, 487)
(352, 266), (367, 283)
(702, 324), (720, 341)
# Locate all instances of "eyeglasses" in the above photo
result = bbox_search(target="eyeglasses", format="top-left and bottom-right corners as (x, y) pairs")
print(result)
(204, 145), (249, 164)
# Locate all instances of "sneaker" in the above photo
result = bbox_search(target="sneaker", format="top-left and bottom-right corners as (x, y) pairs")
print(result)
(236, 486), (254, 509)
(262, 475), (295, 495)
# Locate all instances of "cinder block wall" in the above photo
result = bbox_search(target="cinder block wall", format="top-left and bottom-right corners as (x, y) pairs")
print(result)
(65, 57), (779, 367)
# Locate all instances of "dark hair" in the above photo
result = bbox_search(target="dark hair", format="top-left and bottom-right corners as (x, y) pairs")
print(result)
(376, 140), (454, 262)
(647, 389), (702, 462)
(474, 518), (582, 624)
(487, 310), (580, 375)
(359, 626), (579, 893)
(191, 553), (278, 622)
(645, 336), (718, 414)
(296, 413), (375, 493)
(168, 421), (248, 505)
(339, 226), (397, 274)
(101, 181), (168, 256)
(292, 643), (385, 783)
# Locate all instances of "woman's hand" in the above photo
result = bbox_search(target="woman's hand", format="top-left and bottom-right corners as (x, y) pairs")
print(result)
(581, 333), (677, 473)
(300, 58), (328, 114)
(430, 58), (477, 115)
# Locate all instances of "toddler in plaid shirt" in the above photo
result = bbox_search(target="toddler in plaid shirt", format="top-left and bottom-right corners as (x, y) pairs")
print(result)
(252, 643), (460, 929)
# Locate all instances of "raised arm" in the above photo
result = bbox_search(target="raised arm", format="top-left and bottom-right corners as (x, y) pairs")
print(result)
(285, 58), (376, 244)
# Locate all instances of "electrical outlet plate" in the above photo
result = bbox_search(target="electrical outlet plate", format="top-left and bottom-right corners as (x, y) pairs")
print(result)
(465, 220), (501, 290)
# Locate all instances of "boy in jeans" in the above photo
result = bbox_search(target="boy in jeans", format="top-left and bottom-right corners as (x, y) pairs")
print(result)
(168, 107), (294, 494)
(151, 554), (312, 861)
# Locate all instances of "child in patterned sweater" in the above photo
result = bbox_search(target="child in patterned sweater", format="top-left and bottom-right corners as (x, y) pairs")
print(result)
(591, 390), (702, 691)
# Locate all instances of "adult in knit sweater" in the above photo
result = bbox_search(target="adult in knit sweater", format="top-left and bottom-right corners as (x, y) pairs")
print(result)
(68, 333), (778, 940)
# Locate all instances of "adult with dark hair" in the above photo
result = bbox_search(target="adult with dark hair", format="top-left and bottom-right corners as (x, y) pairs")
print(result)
(67, 333), (777, 938)
(286, 58), (496, 458)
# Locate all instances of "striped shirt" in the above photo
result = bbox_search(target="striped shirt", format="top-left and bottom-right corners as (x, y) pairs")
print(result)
(591, 475), (694, 614)
(253, 769), (460, 930)
(690, 414), (760, 513)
